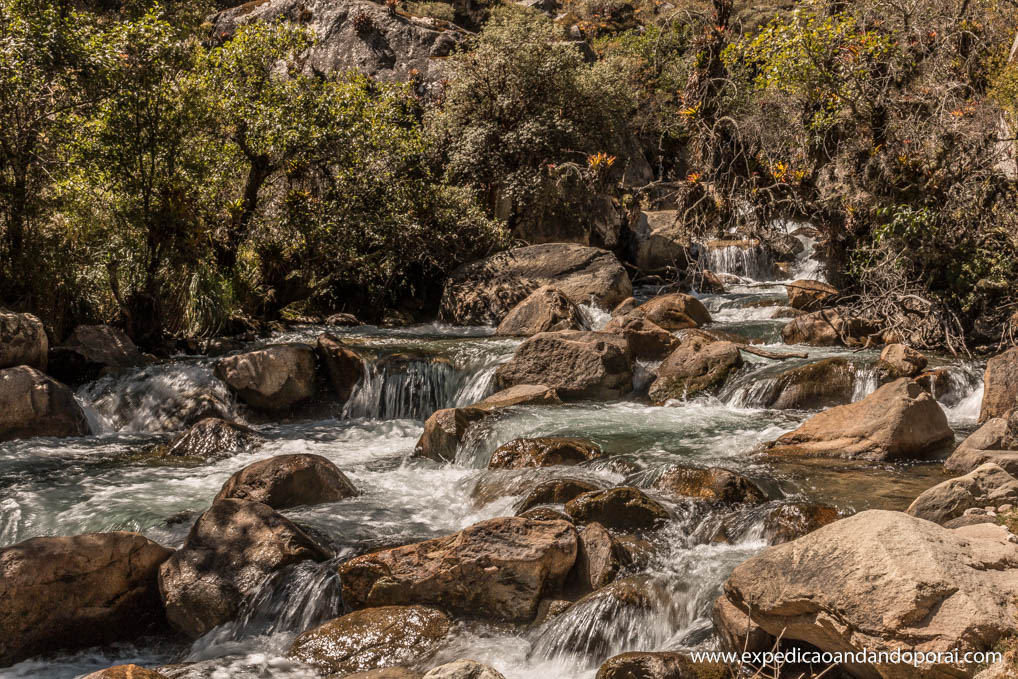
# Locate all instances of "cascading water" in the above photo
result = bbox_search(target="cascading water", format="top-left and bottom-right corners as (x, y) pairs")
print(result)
(699, 241), (775, 281)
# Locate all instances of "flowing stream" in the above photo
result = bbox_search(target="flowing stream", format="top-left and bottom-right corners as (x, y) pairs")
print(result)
(0, 235), (984, 679)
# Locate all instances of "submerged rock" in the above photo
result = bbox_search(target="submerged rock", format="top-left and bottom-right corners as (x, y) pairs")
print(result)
(766, 378), (953, 461)
(158, 499), (331, 638)
(785, 279), (837, 311)
(495, 285), (584, 336)
(213, 343), (315, 411)
(719, 510), (1018, 679)
(565, 487), (670, 531)
(0, 532), (171, 667)
(162, 417), (263, 460)
(0, 310), (47, 370)
(907, 463), (1018, 525)
(48, 324), (148, 385)
(214, 453), (358, 509)
(653, 466), (766, 504)
(0, 365), (90, 442)
(495, 331), (633, 401)
(288, 605), (450, 676)
(980, 346), (1018, 422)
(488, 437), (604, 469)
(338, 517), (577, 622)
(440, 243), (632, 326)
(648, 336), (742, 404)
(316, 332), (364, 403)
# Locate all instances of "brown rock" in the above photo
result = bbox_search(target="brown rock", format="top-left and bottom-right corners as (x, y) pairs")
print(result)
(785, 279), (837, 311)
(515, 478), (604, 513)
(611, 297), (639, 317)
(519, 507), (574, 522)
(82, 666), (170, 679)
(780, 308), (876, 347)
(288, 605), (450, 676)
(945, 417), (1018, 476)
(980, 347), (1018, 422)
(494, 331), (633, 401)
(316, 333), (365, 403)
(0, 366), (90, 442)
(496, 285), (584, 336)
(0, 310), (47, 370)
(712, 595), (771, 653)
(471, 384), (561, 410)
(595, 651), (727, 679)
(162, 417), (263, 460)
(565, 522), (623, 596)
(760, 502), (838, 544)
(338, 517), (577, 622)
(440, 243), (632, 326)
(565, 487), (670, 531)
(648, 337), (742, 404)
(907, 463), (1018, 525)
(653, 466), (766, 504)
(766, 379), (954, 461)
(0, 532), (171, 667)
(757, 357), (857, 410)
(48, 324), (147, 385)
(158, 499), (331, 638)
(488, 437), (604, 469)
(604, 316), (679, 361)
(423, 660), (506, 679)
(214, 453), (357, 509)
(878, 343), (928, 379)
(632, 293), (711, 330)
(413, 407), (487, 462)
(214, 343), (315, 411)
(629, 210), (691, 273)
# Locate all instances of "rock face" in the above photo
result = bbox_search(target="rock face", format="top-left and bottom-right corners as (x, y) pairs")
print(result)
(0, 310), (47, 370)
(214, 454), (357, 509)
(719, 510), (1018, 679)
(785, 279), (837, 310)
(565, 487), (670, 531)
(288, 605), (450, 676)
(0, 366), (90, 442)
(980, 347), (1018, 422)
(0, 532), (171, 667)
(214, 343), (315, 411)
(604, 316), (679, 361)
(630, 293), (711, 331)
(755, 357), (856, 410)
(766, 378), (953, 461)
(595, 652), (718, 679)
(162, 417), (263, 460)
(878, 343), (927, 379)
(440, 244), (632, 326)
(158, 499), (331, 638)
(628, 211), (691, 273)
(423, 660), (507, 679)
(338, 517), (577, 622)
(495, 285), (584, 336)
(648, 337), (742, 404)
(212, 0), (462, 83)
(316, 333), (364, 403)
(907, 463), (1018, 525)
(495, 331), (633, 401)
(488, 437), (603, 469)
(653, 466), (766, 504)
(945, 417), (1018, 476)
(48, 324), (147, 384)
(82, 666), (170, 679)
(780, 309), (875, 347)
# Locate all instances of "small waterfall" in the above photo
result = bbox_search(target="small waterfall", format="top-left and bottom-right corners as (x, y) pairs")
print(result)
(578, 302), (612, 331)
(789, 234), (827, 282)
(850, 366), (880, 402)
(699, 240), (775, 281)
(77, 363), (239, 433)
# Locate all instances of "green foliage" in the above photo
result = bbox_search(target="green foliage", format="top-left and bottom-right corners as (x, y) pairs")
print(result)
(404, 1), (455, 22)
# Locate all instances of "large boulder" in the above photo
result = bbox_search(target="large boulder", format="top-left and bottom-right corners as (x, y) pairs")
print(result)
(214, 453), (357, 509)
(785, 279), (837, 311)
(48, 324), (148, 385)
(494, 331), (633, 401)
(652, 466), (766, 504)
(0, 310), (47, 370)
(158, 499), (331, 638)
(488, 437), (604, 469)
(712, 595), (771, 654)
(0, 365), (90, 442)
(0, 532), (171, 667)
(440, 244), (632, 326)
(628, 210), (692, 273)
(907, 463), (1018, 525)
(315, 333), (364, 403)
(213, 343), (315, 411)
(564, 522), (624, 596)
(648, 337), (742, 404)
(980, 347), (1018, 422)
(423, 660), (506, 679)
(212, 0), (462, 83)
(765, 378), (954, 461)
(780, 309), (876, 347)
(495, 285), (584, 336)
(630, 293), (711, 331)
(564, 487), (670, 531)
(338, 517), (577, 622)
(288, 605), (450, 676)
(719, 510), (1018, 679)
(162, 417), (263, 461)
(753, 357), (856, 409)
(603, 316), (679, 361)
(878, 343), (928, 379)
(945, 416), (1018, 476)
